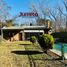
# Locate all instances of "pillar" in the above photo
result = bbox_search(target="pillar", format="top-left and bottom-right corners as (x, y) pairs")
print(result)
(22, 31), (25, 41)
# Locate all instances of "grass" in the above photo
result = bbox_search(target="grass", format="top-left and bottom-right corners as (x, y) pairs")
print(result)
(23, 42), (66, 67)
(0, 41), (31, 67)
(0, 41), (66, 67)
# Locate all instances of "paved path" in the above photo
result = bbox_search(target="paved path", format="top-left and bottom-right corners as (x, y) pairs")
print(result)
(50, 49), (67, 59)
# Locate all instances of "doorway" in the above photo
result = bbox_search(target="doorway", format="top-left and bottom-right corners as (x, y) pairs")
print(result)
(19, 33), (22, 41)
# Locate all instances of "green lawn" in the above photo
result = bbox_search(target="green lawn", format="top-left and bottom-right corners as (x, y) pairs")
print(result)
(0, 41), (66, 67)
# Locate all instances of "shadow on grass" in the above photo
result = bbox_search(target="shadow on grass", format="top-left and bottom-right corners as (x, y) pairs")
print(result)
(19, 44), (31, 45)
(34, 57), (63, 60)
(11, 50), (43, 55)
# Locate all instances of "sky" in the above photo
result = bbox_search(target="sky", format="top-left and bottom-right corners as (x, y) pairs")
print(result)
(4, 0), (64, 25)
(5, 0), (58, 16)
(5, 0), (38, 17)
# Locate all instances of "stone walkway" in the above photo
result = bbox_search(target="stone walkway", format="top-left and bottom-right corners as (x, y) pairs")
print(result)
(50, 49), (67, 59)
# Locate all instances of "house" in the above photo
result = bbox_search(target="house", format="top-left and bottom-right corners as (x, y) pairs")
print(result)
(0, 26), (52, 41)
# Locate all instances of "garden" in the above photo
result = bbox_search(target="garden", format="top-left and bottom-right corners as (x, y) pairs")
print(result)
(0, 34), (67, 67)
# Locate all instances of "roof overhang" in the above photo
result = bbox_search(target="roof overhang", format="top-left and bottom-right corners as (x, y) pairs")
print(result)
(0, 26), (52, 31)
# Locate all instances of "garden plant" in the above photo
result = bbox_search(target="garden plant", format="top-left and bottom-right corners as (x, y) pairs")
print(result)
(38, 34), (54, 53)
(30, 36), (37, 45)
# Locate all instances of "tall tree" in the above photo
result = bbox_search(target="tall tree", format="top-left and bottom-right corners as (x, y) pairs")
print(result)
(5, 15), (20, 27)
(62, 0), (67, 31)
(0, 0), (10, 27)
(31, 0), (67, 32)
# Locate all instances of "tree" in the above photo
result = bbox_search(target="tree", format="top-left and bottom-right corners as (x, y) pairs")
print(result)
(5, 14), (20, 27)
(54, 0), (67, 31)
(31, 0), (53, 26)
(6, 20), (13, 27)
(62, 0), (67, 31)
(0, 0), (10, 27)
(30, 0), (66, 32)
(0, 0), (10, 21)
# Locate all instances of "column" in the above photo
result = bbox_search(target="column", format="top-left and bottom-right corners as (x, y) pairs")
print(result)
(22, 31), (25, 41)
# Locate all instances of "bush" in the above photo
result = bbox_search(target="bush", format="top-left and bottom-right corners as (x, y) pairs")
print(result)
(38, 34), (54, 50)
(30, 36), (37, 43)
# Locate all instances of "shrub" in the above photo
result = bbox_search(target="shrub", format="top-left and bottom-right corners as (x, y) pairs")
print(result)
(30, 36), (37, 43)
(38, 34), (54, 50)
